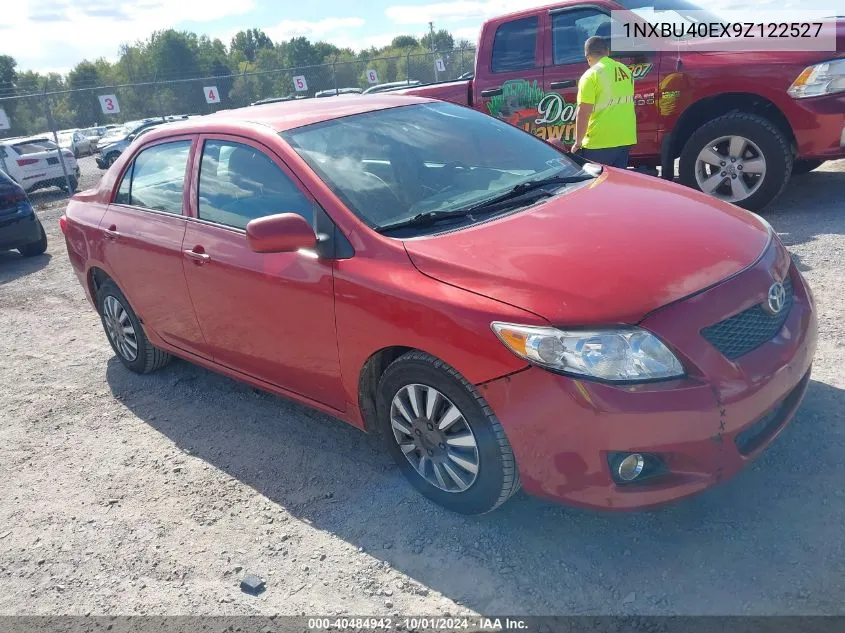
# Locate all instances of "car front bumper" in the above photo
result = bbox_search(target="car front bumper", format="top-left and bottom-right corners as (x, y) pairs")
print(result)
(789, 91), (845, 160)
(480, 238), (817, 510)
(0, 205), (42, 250)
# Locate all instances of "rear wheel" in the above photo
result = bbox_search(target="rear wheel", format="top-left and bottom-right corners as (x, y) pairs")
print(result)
(97, 279), (171, 374)
(61, 176), (78, 193)
(791, 159), (825, 176)
(18, 220), (47, 257)
(679, 112), (792, 211)
(377, 351), (520, 514)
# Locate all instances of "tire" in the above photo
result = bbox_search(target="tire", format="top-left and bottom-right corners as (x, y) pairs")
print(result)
(96, 279), (172, 374)
(18, 220), (47, 257)
(61, 176), (78, 193)
(376, 351), (520, 514)
(791, 159), (825, 176)
(679, 112), (792, 212)
(73, 147), (79, 159)
(105, 153), (118, 167)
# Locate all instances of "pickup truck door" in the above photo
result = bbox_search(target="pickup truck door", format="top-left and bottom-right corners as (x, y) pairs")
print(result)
(541, 5), (660, 157)
(473, 13), (546, 129)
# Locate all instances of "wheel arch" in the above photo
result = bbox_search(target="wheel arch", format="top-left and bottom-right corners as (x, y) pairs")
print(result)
(670, 93), (795, 159)
(87, 266), (112, 309)
(357, 345), (418, 433)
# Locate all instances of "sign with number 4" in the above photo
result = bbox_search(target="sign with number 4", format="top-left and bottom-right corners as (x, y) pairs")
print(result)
(366, 69), (379, 84)
(0, 107), (10, 131)
(98, 94), (120, 115)
(204, 86), (221, 104)
(293, 75), (308, 92)
(435, 58), (446, 72)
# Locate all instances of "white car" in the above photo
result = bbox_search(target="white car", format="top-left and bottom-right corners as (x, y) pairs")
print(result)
(0, 137), (80, 193)
(56, 129), (94, 157)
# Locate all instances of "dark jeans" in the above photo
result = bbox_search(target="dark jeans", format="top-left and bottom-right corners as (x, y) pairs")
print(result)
(577, 146), (631, 168)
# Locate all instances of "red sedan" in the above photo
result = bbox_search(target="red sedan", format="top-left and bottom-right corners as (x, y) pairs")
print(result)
(61, 96), (817, 514)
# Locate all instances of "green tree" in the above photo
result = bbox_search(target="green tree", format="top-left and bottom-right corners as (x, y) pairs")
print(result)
(421, 29), (455, 52)
(67, 61), (105, 127)
(230, 29), (273, 63)
(391, 35), (419, 49)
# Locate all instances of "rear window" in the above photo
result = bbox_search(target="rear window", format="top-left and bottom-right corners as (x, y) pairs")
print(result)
(12, 141), (55, 155)
(491, 17), (539, 73)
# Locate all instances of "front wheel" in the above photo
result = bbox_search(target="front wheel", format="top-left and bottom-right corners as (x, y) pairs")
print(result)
(679, 112), (792, 211)
(97, 279), (172, 374)
(377, 351), (520, 514)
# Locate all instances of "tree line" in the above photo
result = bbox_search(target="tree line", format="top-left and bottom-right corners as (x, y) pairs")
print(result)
(0, 28), (474, 137)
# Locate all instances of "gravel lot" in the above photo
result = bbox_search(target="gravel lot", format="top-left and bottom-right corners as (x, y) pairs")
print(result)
(1, 158), (844, 617)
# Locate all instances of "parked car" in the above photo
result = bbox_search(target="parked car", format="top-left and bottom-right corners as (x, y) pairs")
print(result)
(0, 137), (80, 193)
(94, 117), (190, 169)
(362, 80), (421, 94)
(0, 168), (47, 257)
(315, 88), (363, 98)
(57, 129), (94, 157)
(62, 96), (816, 514)
(400, 0), (845, 210)
(79, 127), (106, 151)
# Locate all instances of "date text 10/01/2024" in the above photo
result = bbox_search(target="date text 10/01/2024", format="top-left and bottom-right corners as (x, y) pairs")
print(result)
(307, 617), (529, 630)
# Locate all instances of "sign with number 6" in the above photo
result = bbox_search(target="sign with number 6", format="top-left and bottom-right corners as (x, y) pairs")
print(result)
(204, 86), (221, 104)
(366, 69), (379, 84)
(293, 75), (308, 92)
(98, 94), (120, 115)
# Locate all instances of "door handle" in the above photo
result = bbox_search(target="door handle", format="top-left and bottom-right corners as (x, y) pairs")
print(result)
(183, 248), (211, 264)
(550, 80), (576, 89)
(103, 225), (119, 240)
(480, 87), (503, 97)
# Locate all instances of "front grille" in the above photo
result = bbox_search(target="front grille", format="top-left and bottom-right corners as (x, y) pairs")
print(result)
(701, 277), (793, 360)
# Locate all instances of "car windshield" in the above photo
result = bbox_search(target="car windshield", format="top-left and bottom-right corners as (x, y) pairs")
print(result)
(282, 102), (586, 233)
(617, 0), (724, 35)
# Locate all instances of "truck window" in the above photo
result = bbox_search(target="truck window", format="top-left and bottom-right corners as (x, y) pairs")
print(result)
(552, 10), (611, 65)
(491, 17), (538, 73)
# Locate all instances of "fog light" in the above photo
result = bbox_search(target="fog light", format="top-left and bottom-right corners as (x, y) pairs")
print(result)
(617, 453), (645, 481)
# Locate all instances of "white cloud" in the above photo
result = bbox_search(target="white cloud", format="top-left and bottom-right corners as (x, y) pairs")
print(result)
(385, 0), (552, 25)
(0, 0), (255, 73)
(265, 17), (366, 43)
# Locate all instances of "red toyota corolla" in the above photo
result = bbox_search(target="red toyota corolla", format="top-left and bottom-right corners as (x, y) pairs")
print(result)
(61, 96), (817, 514)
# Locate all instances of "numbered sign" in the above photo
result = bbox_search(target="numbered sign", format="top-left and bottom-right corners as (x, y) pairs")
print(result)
(204, 86), (221, 104)
(293, 75), (308, 92)
(435, 58), (446, 72)
(366, 69), (379, 84)
(0, 107), (9, 131)
(98, 94), (120, 115)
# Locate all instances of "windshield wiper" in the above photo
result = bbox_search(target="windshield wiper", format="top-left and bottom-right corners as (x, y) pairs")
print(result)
(376, 173), (595, 234)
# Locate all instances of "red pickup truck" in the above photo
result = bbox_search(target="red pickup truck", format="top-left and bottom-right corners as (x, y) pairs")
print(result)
(402, 0), (845, 210)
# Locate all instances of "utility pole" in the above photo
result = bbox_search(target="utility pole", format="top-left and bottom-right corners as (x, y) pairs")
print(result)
(429, 21), (439, 82)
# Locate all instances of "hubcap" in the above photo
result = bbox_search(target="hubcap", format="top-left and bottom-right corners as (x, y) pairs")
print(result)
(390, 384), (480, 493)
(103, 295), (138, 362)
(694, 135), (766, 203)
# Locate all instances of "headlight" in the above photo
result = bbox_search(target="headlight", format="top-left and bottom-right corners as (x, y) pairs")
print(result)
(491, 322), (684, 382)
(788, 59), (845, 99)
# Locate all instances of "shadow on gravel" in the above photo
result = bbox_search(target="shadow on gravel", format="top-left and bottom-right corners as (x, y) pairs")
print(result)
(0, 250), (51, 284)
(106, 354), (845, 614)
(27, 186), (70, 209)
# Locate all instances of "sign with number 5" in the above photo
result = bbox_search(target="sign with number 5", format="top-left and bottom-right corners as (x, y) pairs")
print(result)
(204, 86), (221, 104)
(293, 75), (308, 92)
(366, 69), (379, 84)
(98, 94), (120, 115)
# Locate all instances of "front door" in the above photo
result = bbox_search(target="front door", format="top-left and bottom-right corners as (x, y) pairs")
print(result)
(99, 136), (208, 357)
(542, 6), (660, 156)
(181, 135), (344, 411)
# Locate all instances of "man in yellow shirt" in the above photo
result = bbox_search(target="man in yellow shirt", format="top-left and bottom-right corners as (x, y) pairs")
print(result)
(570, 37), (637, 168)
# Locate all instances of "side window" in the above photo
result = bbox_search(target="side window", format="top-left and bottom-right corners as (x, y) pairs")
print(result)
(118, 140), (191, 213)
(491, 17), (538, 73)
(552, 10), (611, 66)
(197, 140), (313, 230)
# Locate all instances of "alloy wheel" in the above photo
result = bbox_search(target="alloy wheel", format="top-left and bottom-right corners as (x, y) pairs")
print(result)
(694, 135), (766, 203)
(103, 295), (138, 362)
(390, 384), (480, 493)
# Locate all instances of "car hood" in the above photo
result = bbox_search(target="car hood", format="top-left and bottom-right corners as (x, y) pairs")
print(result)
(402, 169), (771, 325)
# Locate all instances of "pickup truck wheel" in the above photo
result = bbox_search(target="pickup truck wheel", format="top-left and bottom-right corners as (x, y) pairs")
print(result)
(792, 159), (825, 176)
(97, 279), (172, 374)
(679, 113), (792, 211)
(377, 351), (520, 514)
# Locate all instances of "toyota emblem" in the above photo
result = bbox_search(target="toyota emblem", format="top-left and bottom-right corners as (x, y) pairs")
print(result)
(766, 281), (786, 315)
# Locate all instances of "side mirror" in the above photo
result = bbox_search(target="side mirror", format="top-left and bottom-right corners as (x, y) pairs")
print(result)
(246, 213), (317, 254)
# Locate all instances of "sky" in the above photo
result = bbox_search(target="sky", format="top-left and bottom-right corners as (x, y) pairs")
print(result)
(0, 0), (825, 75)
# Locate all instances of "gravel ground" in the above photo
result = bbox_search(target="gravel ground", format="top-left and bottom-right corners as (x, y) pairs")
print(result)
(1, 158), (844, 617)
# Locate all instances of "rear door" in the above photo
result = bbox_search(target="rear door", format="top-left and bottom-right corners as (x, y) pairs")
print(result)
(99, 135), (209, 357)
(542, 5), (660, 156)
(475, 12), (547, 129)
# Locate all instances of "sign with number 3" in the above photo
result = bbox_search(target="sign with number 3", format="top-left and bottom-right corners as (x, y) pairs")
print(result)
(98, 94), (120, 115)
(204, 86), (221, 104)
